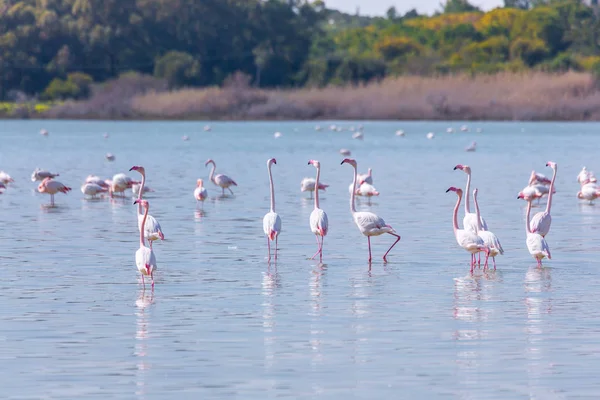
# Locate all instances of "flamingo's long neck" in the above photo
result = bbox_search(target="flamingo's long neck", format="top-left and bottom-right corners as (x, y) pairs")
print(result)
(268, 163), (275, 212)
(137, 171), (146, 214)
(525, 200), (532, 234)
(367, 168), (372, 180)
(140, 203), (148, 247)
(473, 191), (483, 231)
(452, 192), (461, 233)
(545, 165), (557, 214)
(350, 164), (357, 213)
(314, 165), (321, 210)
(464, 172), (471, 214)
(209, 162), (216, 184)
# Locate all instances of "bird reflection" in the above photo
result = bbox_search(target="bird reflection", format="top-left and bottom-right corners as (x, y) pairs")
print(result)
(309, 265), (326, 368)
(349, 272), (373, 366)
(135, 289), (154, 399)
(262, 269), (280, 370)
(194, 209), (205, 220)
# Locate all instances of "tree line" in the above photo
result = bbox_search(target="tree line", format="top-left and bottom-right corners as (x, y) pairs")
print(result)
(1, 0), (600, 101)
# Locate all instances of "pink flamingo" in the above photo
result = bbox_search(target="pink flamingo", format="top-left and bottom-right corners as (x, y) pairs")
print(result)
(446, 187), (489, 272)
(300, 177), (329, 199)
(134, 199), (157, 289)
(519, 162), (556, 237)
(341, 158), (400, 263)
(205, 159), (237, 195)
(578, 183), (600, 204)
(473, 188), (503, 269)
(129, 166), (164, 247)
(454, 164), (488, 233)
(81, 183), (108, 199)
(194, 179), (208, 207)
(357, 168), (373, 185)
(0, 182), (5, 193)
(0, 171), (14, 184)
(308, 160), (329, 262)
(263, 158), (282, 262)
(529, 170), (551, 185)
(38, 177), (71, 206)
(524, 197), (551, 267)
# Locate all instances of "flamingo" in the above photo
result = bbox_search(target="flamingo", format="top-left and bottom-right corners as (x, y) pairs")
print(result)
(529, 170), (551, 185)
(300, 177), (329, 199)
(85, 175), (109, 188)
(465, 142), (476, 152)
(308, 160), (329, 262)
(263, 158), (282, 263)
(524, 198), (550, 267)
(341, 158), (400, 263)
(130, 166), (164, 247)
(134, 199), (157, 289)
(473, 188), (503, 269)
(205, 159), (237, 195)
(38, 177), (71, 206)
(357, 168), (373, 185)
(518, 162), (556, 237)
(339, 149), (351, 156)
(0, 182), (5, 192)
(577, 167), (597, 185)
(578, 183), (600, 204)
(132, 183), (154, 197)
(109, 173), (138, 198)
(81, 183), (108, 199)
(105, 153), (115, 162)
(446, 187), (489, 272)
(454, 164), (488, 233)
(517, 183), (555, 202)
(0, 171), (14, 184)
(31, 168), (59, 182)
(194, 179), (208, 207)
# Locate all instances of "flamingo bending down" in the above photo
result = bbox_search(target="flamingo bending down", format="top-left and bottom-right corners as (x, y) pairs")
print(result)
(263, 158), (282, 262)
(454, 164), (488, 233)
(357, 168), (373, 185)
(205, 159), (237, 195)
(473, 188), (503, 269)
(81, 183), (108, 199)
(446, 187), (489, 272)
(31, 168), (59, 182)
(341, 158), (400, 263)
(517, 184), (555, 202)
(308, 160), (329, 262)
(130, 166), (164, 247)
(38, 177), (71, 206)
(518, 162), (556, 237)
(134, 199), (157, 289)
(524, 198), (550, 267)
(300, 177), (329, 199)
(0, 171), (14, 184)
(194, 179), (208, 206)
(109, 173), (139, 198)
(578, 183), (600, 204)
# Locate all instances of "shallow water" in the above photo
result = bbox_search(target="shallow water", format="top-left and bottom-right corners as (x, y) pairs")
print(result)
(1, 120), (600, 398)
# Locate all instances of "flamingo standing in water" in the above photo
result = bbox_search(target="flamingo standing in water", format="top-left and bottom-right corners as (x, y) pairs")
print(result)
(129, 166), (164, 248)
(524, 197), (550, 267)
(578, 183), (600, 204)
(518, 161), (556, 237)
(263, 158), (281, 262)
(134, 199), (157, 289)
(0, 171), (14, 185)
(31, 168), (59, 182)
(473, 188), (503, 269)
(454, 164), (488, 233)
(38, 177), (71, 206)
(194, 179), (208, 207)
(446, 187), (489, 272)
(205, 159), (237, 195)
(109, 173), (138, 198)
(308, 160), (329, 262)
(81, 183), (108, 199)
(341, 158), (400, 263)
(357, 168), (373, 185)
(300, 177), (329, 199)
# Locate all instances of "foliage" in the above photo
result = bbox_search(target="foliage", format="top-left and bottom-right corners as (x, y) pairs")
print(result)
(154, 51), (200, 89)
(42, 72), (93, 100)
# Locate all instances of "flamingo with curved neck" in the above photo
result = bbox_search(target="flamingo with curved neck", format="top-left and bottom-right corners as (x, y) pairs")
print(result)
(524, 198), (551, 267)
(133, 199), (157, 289)
(527, 161), (557, 237)
(454, 164), (487, 233)
(308, 160), (329, 262)
(263, 158), (282, 262)
(129, 166), (164, 246)
(205, 159), (237, 195)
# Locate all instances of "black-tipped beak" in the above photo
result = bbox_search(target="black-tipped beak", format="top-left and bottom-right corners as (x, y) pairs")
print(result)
(446, 188), (451, 193)
(340, 161), (344, 165)
(453, 166), (458, 170)
(307, 161), (311, 165)
(129, 167), (134, 171)
(133, 201), (137, 205)
(516, 196), (520, 199)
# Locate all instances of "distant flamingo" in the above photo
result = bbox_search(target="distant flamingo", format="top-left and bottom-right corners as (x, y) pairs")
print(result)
(0, 182), (5, 192)
(263, 158), (282, 262)
(341, 158), (400, 263)
(517, 183), (555, 203)
(578, 183), (600, 204)
(38, 177), (71, 206)
(131, 183), (154, 197)
(577, 167), (597, 185)
(130, 166), (164, 247)
(81, 183), (108, 199)
(85, 175), (109, 188)
(0, 171), (14, 184)
(529, 170), (551, 185)
(454, 164), (488, 233)
(194, 179), (208, 207)
(465, 141), (476, 152)
(109, 173), (139, 198)
(446, 187), (489, 272)
(300, 177), (329, 199)
(308, 160), (329, 262)
(31, 168), (59, 182)
(357, 168), (373, 185)
(473, 188), (503, 269)
(524, 198), (550, 267)
(519, 162), (556, 237)
(134, 199), (157, 289)
(205, 159), (237, 195)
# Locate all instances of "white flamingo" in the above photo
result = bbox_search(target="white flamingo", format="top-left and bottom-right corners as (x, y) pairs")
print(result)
(0, 171), (14, 184)
(109, 173), (138, 198)
(578, 182), (600, 204)
(524, 198), (550, 267)
(85, 175), (109, 188)
(357, 168), (373, 185)
(31, 168), (59, 182)
(129, 166), (164, 247)
(577, 167), (596, 185)
(341, 158), (400, 263)
(37, 177), (71, 206)
(529, 170), (551, 185)
(454, 164), (488, 233)
(308, 160), (329, 262)
(194, 179), (208, 207)
(473, 188), (503, 269)
(132, 183), (154, 197)
(519, 162), (556, 237)
(263, 158), (282, 263)
(81, 183), (108, 199)
(134, 199), (157, 289)
(205, 159), (237, 195)
(446, 187), (489, 272)
(300, 177), (329, 199)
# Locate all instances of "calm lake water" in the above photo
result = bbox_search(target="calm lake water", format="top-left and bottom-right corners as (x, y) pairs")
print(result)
(1, 120), (600, 398)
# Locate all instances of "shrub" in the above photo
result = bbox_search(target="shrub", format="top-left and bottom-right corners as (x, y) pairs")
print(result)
(375, 36), (423, 60)
(41, 72), (93, 100)
(510, 38), (549, 66)
(154, 51), (201, 89)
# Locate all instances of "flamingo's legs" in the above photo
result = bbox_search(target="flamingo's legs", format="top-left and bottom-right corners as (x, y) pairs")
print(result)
(275, 236), (278, 261)
(311, 235), (321, 260)
(492, 257), (496, 270)
(266, 236), (271, 263)
(319, 237), (324, 263)
(383, 233), (401, 263)
(367, 236), (372, 263)
(151, 272), (154, 290)
(141, 274), (145, 289)
(228, 187), (234, 195)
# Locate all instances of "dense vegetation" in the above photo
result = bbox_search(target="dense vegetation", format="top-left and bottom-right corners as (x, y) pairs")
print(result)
(2, 0), (600, 104)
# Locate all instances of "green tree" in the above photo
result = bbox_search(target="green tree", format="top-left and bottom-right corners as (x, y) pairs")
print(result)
(154, 51), (200, 89)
